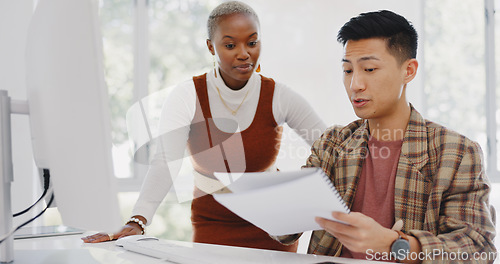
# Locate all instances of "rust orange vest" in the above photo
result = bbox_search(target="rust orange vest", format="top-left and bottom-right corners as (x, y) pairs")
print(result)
(187, 73), (298, 252)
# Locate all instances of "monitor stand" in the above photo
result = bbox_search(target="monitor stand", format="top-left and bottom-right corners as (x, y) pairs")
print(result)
(0, 90), (15, 263)
(0, 90), (30, 263)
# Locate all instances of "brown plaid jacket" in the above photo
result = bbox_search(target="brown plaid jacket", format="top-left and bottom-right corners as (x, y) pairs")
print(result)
(278, 106), (496, 263)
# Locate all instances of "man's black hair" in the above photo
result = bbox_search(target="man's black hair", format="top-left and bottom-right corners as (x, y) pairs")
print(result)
(337, 10), (418, 63)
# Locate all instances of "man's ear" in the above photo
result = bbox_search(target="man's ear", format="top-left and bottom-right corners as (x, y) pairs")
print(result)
(206, 39), (215, 56)
(404, 59), (418, 84)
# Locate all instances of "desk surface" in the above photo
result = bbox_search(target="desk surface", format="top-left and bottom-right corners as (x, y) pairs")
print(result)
(12, 233), (383, 264)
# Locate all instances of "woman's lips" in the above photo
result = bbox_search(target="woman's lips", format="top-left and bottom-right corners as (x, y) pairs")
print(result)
(234, 64), (253, 73)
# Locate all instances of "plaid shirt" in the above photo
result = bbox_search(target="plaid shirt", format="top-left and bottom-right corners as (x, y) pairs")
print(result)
(278, 106), (496, 263)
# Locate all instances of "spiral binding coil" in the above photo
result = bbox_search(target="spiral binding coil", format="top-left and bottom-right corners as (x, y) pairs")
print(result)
(319, 168), (350, 212)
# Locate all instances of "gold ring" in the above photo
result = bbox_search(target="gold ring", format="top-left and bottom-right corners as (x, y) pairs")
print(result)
(108, 233), (114, 240)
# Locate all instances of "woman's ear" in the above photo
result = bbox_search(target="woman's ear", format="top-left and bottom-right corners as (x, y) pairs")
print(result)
(206, 39), (215, 56)
(404, 58), (418, 84)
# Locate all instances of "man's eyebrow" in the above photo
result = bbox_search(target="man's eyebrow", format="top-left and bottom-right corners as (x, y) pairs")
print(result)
(342, 56), (380, 63)
(359, 56), (380, 62)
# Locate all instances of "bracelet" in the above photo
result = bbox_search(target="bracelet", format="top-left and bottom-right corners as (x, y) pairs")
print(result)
(127, 217), (146, 234)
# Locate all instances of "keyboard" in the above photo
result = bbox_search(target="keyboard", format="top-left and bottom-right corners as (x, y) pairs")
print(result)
(120, 239), (218, 264)
(118, 238), (345, 264)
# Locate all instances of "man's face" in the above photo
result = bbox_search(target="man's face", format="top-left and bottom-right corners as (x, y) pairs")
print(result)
(342, 38), (411, 122)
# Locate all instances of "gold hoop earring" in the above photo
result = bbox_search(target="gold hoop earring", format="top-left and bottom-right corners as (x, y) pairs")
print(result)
(256, 64), (261, 73)
(213, 57), (217, 78)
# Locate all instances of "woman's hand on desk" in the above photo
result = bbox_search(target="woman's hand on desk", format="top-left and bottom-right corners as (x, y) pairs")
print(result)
(81, 217), (145, 243)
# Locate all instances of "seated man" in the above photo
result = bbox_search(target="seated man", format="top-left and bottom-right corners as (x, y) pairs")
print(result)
(276, 10), (496, 263)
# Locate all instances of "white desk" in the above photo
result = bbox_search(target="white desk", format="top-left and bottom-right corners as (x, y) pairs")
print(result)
(11, 233), (384, 264)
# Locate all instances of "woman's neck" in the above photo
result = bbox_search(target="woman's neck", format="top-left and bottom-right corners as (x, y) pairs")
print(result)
(218, 68), (249, 90)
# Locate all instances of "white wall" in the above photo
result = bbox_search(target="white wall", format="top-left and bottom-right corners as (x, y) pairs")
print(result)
(0, 0), (42, 226)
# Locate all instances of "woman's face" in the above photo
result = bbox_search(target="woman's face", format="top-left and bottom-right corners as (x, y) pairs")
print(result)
(207, 13), (261, 90)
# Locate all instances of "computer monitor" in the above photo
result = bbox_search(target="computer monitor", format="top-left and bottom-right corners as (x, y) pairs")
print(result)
(25, 0), (121, 232)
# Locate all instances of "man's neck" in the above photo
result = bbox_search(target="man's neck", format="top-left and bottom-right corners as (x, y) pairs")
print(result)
(368, 105), (411, 141)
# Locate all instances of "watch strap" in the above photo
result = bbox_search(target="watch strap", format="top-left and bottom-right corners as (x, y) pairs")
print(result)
(395, 230), (410, 241)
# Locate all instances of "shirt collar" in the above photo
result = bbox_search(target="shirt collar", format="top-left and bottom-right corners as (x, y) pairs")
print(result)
(207, 68), (258, 101)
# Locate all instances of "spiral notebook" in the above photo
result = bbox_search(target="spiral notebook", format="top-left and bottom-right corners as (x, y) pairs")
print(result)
(212, 168), (349, 236)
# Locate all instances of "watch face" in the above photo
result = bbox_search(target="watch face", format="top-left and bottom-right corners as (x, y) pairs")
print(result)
(391, 239), (410, 260)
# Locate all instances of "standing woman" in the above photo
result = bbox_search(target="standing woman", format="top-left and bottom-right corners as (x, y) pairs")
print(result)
(83, 1), (326, 252)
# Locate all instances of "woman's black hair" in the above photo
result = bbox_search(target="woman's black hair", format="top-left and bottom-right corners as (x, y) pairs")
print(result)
(207, 1), (260, 40)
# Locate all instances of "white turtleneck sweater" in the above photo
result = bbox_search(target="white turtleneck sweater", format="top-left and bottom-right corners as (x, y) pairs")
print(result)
(132, 69), (327, 224)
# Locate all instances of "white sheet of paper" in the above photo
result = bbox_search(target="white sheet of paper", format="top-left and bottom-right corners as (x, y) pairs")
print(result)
(213, 170), (308, 193)
(213, 168), (349, 236)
